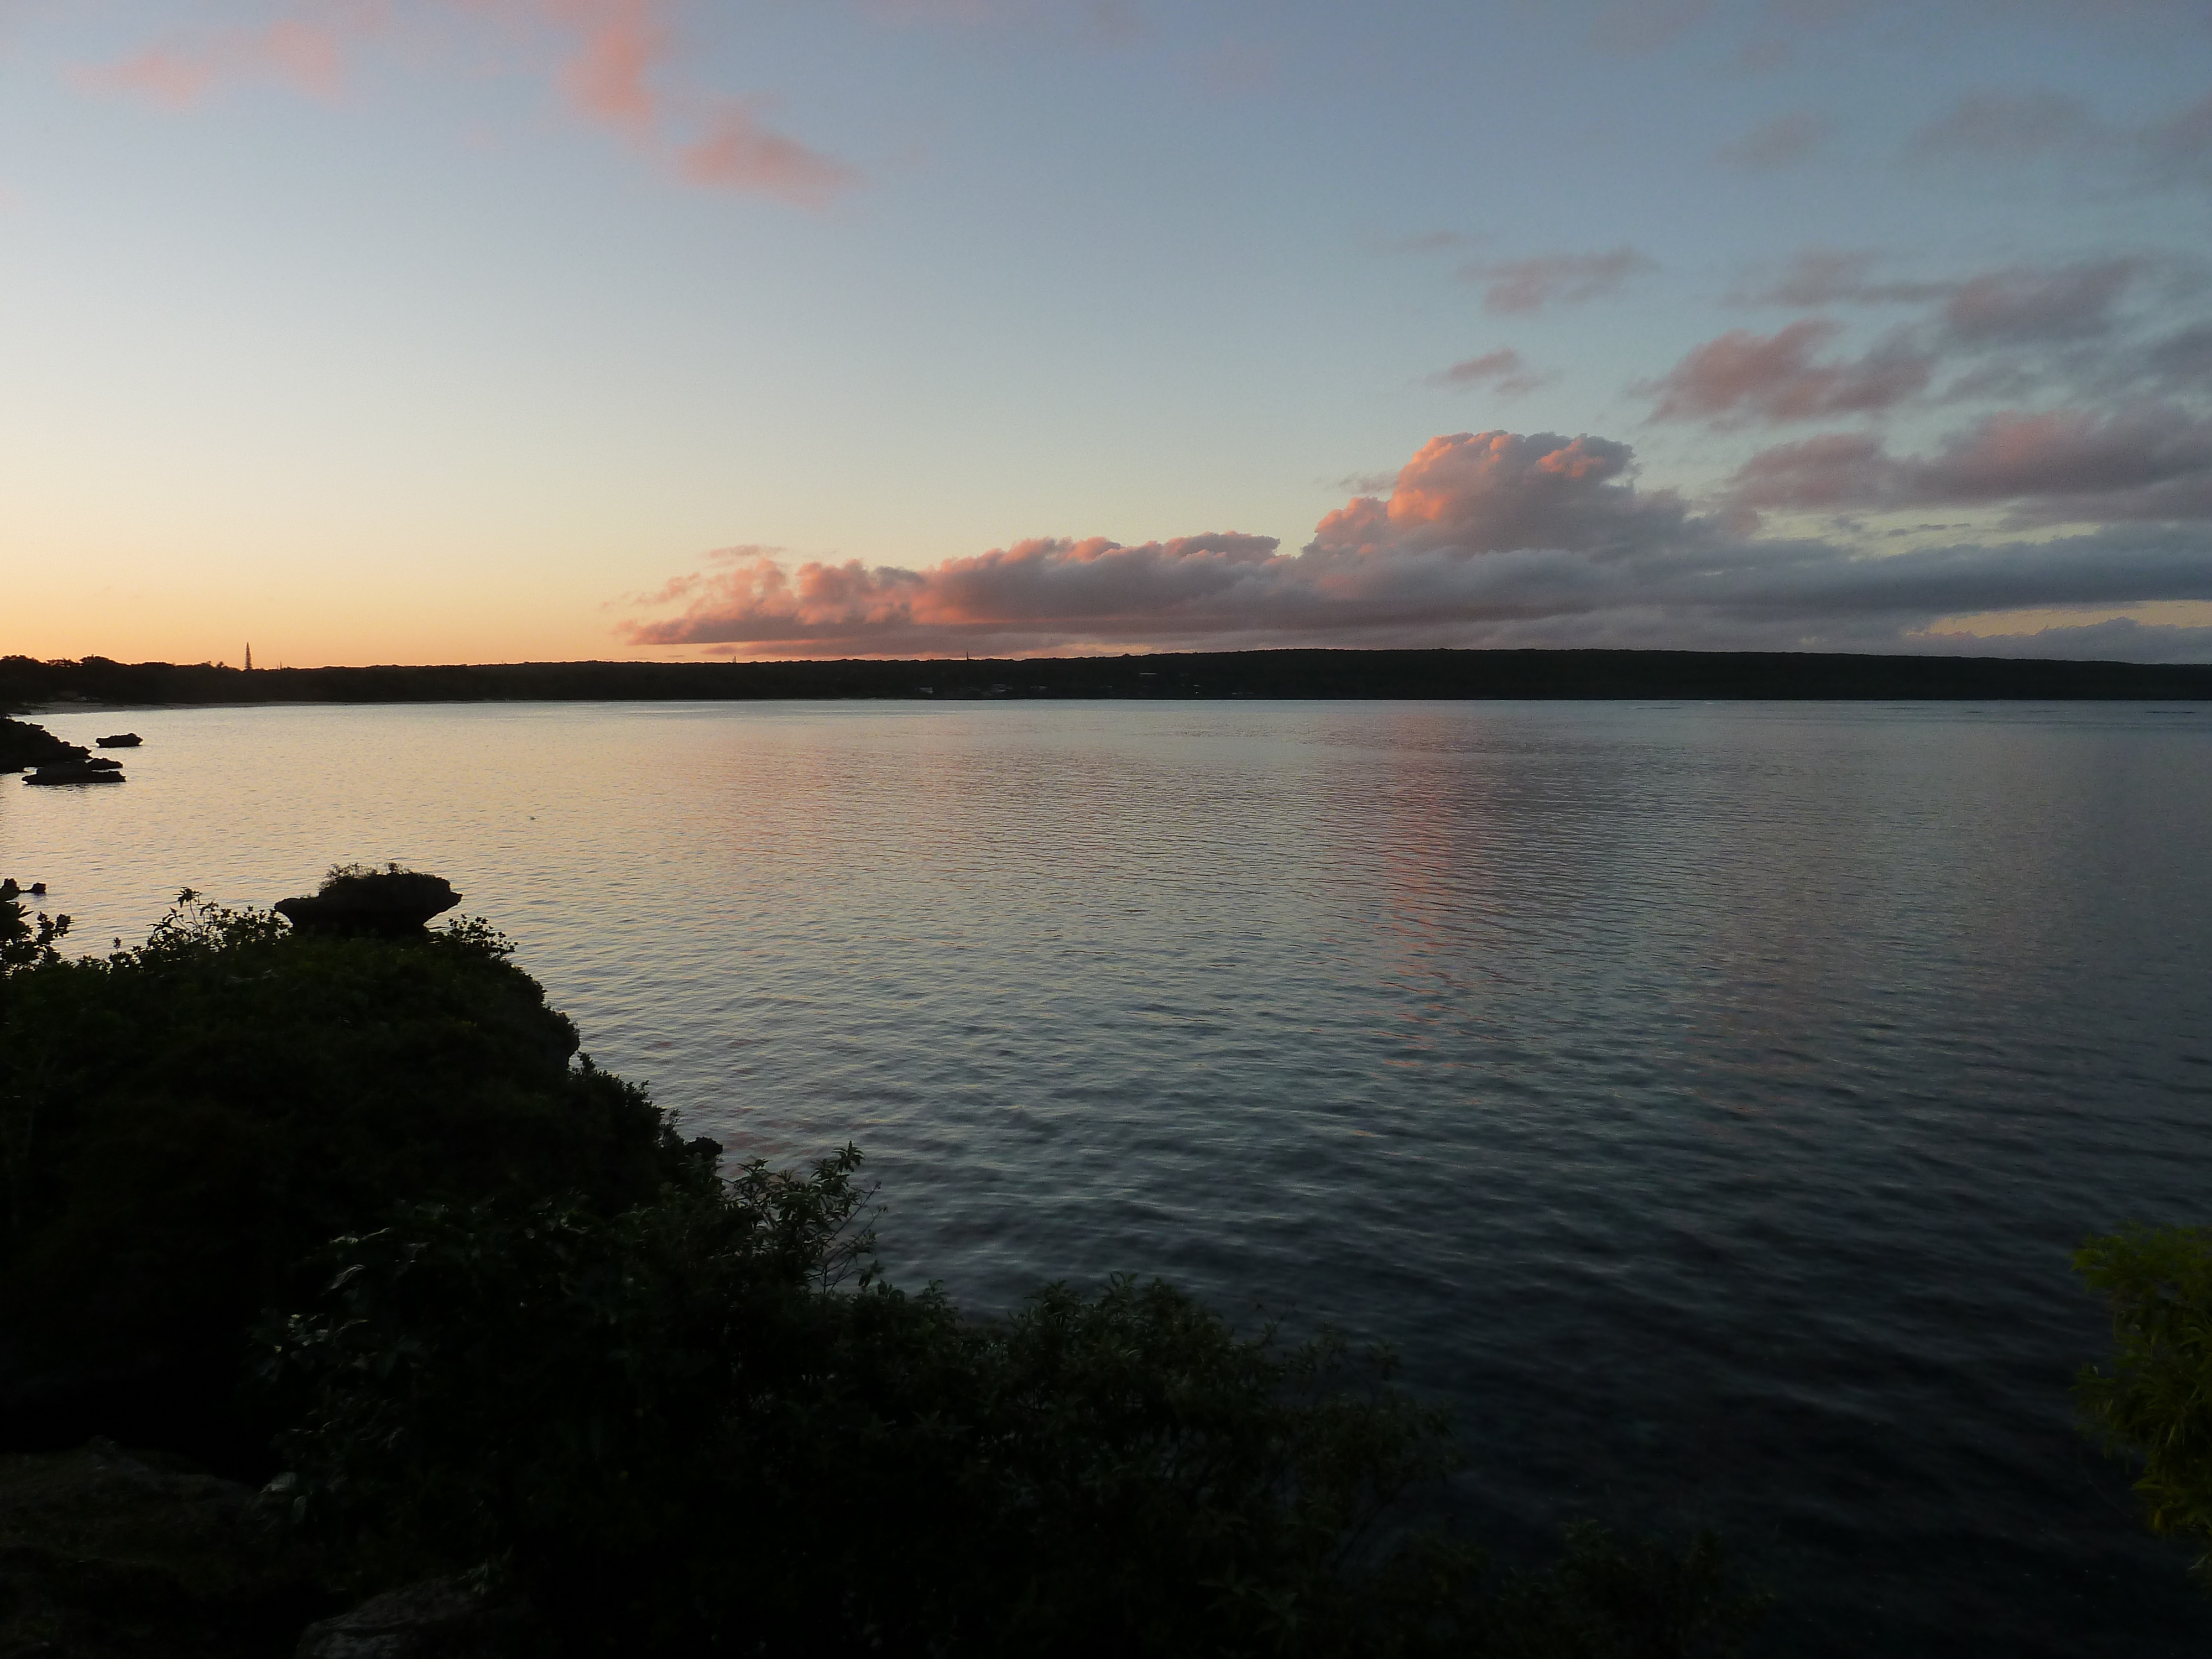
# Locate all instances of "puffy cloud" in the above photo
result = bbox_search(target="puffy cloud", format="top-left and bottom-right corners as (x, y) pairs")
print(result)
(1457, 246), (1656, 314)
(1306, 431), (1683, 559)
(1638, 320), (1932, 425)
(1728, 406), (2212, 524)
(86, 0), (855, 205)
(1715, 111), (1832, 169)
(619, 429), (2212, 657)
(624, 534), (1288, 653)
(1426, 349), (1545, 395)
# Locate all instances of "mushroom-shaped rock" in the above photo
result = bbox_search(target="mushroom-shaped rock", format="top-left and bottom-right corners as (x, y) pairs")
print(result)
(275, 866), (462, 937)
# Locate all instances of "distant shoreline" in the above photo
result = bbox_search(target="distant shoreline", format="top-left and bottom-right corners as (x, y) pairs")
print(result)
(9, 647), (2212, 711)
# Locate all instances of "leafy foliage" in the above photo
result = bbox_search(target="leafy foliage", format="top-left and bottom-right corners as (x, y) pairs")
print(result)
(0, 893), (71, 973)
(0, 893), (701, 1462)
(2075, 1225), (2212, 1587)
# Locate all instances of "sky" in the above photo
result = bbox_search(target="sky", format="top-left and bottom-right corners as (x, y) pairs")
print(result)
(4, 0), (2210, 665)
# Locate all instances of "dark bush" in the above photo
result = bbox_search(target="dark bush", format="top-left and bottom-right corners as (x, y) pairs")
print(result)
(0, 893), (701, 1463)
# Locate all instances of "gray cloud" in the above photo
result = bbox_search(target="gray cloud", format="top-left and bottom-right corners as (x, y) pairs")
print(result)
(1728, 406), (2212, 524)
(1694, 253), (2201, 422)
(1942, 260), (2139, 342)
(1907, 86), (2212, 190)
(1910, 88), (2102, 159)
(1457, 246), (1657, 313)
(1716, 111), (1833, 169)
(1427, 348), (1546, 395)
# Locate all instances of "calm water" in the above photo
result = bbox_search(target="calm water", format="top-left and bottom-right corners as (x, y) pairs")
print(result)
(9, 699), (2211, 1654)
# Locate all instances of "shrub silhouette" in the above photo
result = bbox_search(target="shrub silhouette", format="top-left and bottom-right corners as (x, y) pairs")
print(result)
(266, 1162), (1762, 1658)
(0, 891), (699, 1464)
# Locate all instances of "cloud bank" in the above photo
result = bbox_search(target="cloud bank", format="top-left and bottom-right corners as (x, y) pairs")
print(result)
(620, 429), (2212, 659)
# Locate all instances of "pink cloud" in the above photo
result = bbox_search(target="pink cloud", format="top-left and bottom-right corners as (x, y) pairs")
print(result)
(679, 103), (859, 205)
(1307, 430), (1674, 558)
(96, 15), (361, 107)
(1639, 320), (1932, 425)
(86, 1), (856, 205)
(624, 534), (1287, 652)
(549, 0), (665, 134)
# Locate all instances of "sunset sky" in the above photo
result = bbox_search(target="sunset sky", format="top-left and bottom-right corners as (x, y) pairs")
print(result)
(6, 0), (2210, 664)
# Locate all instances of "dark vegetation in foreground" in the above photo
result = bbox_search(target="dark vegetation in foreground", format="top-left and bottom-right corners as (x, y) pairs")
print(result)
(0, 877), (1768, 1658)
(2074, 1227), (2212, 1590)
(9, 647), (2212, 712)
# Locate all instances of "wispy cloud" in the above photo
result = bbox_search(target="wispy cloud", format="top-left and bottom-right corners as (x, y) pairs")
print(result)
(1727, 405), (2212, 526)
(1716, 111), (1832, 169)
(1638, 320), (1931, 425)
(1674, 253), (2189, 422)
(678, 103), (858, 205)
(1907, 85), (2212, 191)
(84, 0), (857, 205)
(1457, 246), (1656, 314)
(92, 12), (368, 106)
(1427, 348), (1546, 396)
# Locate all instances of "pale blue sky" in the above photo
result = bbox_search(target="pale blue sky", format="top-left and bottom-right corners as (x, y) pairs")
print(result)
(4, 0), (2209, 661)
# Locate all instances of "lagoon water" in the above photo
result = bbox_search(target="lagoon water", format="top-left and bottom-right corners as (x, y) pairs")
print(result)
(9, 698), (2211, 1654)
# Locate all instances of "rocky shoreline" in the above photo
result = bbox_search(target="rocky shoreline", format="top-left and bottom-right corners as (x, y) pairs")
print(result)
(2, 717), (136, 785)
(0, 716), (91, 776)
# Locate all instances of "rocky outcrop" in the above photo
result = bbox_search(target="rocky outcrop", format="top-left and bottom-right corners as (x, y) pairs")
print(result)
(0, 716), (87, 776)
(24, 758), (126, 785)
(295, 1578), (525, 1659)
(97, 733), (144, 748)
(0, 1442), (330, 1658)
(274, 868), (462, 937)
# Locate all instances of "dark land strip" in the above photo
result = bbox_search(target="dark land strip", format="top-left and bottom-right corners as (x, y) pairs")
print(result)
(7, 649), (2212, 712)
